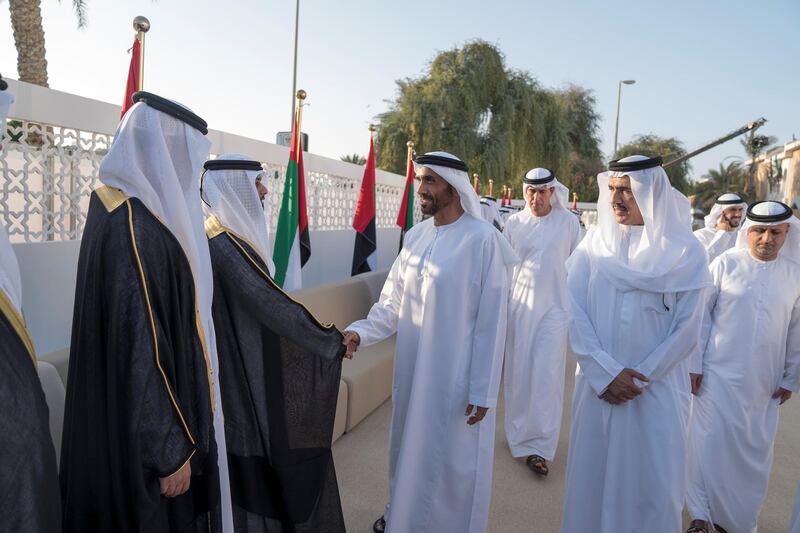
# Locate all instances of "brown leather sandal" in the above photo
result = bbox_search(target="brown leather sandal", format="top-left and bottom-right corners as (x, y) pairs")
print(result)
(373, 516), (386, 533)
(526, 454), (549, 476)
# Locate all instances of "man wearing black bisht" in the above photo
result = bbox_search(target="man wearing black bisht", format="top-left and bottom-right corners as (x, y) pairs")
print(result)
(0, 74), (62, 533)
(60, 92), (228, 532)
(201, 155), (347, 532)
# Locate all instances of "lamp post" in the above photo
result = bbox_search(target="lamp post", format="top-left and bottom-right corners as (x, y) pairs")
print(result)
(613, 79), (636, 158)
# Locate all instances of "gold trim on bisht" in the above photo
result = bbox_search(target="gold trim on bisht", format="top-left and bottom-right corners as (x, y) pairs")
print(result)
(0, 289), (37, 368)
(205, 217), (336, 332)
(203, 215), (226, 240)
(96, 185), (129, 213)
(126, 199), (199, 443)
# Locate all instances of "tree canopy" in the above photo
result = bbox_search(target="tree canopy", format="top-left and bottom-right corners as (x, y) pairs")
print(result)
(615, 134), (692, 194)
(375, 40), (604, 200)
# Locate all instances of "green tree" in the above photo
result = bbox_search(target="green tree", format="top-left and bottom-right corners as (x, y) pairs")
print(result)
(691, 161), (749, 213)
(340, 153), (366, 165)
(375, 40), (602, 199)
(740, 131), (776, 198)
(616, 134), (691, 193)
(554, 85), (604, 202)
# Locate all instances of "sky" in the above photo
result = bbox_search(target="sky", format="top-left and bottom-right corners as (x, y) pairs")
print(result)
(1, 0), (798, 181)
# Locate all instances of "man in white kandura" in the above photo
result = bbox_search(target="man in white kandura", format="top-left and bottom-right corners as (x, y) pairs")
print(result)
(561, 155), (710, 533)
(503, 168), (581, 477)
(685, 201), (800, 533)
(343, 151), (516, 533)
(694, 193), (747, 262)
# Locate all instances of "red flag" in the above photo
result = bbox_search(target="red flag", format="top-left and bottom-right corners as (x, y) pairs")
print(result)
(571, 193), (578, 211)
(296, 118), (311, 267)
(120, 38), (141, 118)
(352, 137), (377, 275)
(396, 149), (415, 231)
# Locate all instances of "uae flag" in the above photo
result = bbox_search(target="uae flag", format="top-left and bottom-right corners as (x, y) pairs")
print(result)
(120, 37), (141, 118)
(396, 146), (415, 249)
(351, 136), (377, 275)
(272, 111), (311, 290)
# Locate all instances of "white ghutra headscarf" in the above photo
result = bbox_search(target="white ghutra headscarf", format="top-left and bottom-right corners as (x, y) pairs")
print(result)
(735, 201), (800, 265)
(522, 168), (570, 210)
(579, 154), (711, 293)
(704, 192), (748, 230)
(414, 151), (518, 266)
(201, 153), (275, 275)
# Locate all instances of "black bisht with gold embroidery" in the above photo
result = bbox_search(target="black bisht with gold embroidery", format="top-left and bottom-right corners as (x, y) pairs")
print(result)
(0, 291), (61, 532)
(205, 216), (346, 533)
(60, 188), (221, 532)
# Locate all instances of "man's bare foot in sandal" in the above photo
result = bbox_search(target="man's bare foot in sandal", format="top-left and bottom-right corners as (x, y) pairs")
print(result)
(526, 454), (549, 476)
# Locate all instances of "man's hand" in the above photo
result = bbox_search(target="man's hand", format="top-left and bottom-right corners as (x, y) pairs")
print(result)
(465, 404), (489, 425)
(773, 387), (793, 405)
(160, 460), (191, 498)
(600, 390), (624, 405)
(690, 373), (703, 395)
(342, 330), (360, 359)
(607, 368), (649, 402)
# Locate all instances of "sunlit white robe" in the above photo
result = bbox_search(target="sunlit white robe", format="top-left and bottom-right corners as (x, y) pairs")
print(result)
(694, 227), (738, 262)
(561, 225), (704, 533)
(347, 213), (508, 533)
(503, 207), (580, 460)
(686, 249), (800, 533)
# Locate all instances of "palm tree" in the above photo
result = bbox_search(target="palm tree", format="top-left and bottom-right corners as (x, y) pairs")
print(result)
(341, 154), (367, 166)
(740, 131), (776, 198)
(7, 0), (88, 87)
(692, 161), (748, 213)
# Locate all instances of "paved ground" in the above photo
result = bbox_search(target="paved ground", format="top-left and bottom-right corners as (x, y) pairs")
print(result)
(333, 351), (800, 532)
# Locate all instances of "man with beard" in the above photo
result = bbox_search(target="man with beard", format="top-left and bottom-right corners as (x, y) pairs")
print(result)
(343, 152), (516, 533)
(202, 154), (347, 532)
(694, 193), (747, 262)
(686, 201), (800, 533)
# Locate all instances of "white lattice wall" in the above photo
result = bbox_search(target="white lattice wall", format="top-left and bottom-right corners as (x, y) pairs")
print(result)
(1, 79), (417, 243)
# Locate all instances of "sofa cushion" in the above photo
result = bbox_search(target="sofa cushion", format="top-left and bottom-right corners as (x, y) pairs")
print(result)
(341, 337), (395, 431)
(292, 277), (374, 330)
(39, 347), (70, 385)
(38, 361), (66, 465)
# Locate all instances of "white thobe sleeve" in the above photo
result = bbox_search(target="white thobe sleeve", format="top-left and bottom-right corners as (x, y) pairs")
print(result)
(567, 249), (625, 395)
(346, 251), (406, 347)
(467, 237), (509, 409)
(634, 288), (704, 382)
(781, 297), (800, 392)
(704, 230), (732, 260)
(690, 259), (723, 374)
(568, 216), (581, 254)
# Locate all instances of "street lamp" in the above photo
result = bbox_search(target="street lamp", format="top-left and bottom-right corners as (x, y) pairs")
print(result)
(613, 79), (636, 158)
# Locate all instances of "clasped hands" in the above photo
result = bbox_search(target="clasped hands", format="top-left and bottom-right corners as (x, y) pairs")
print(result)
(600, 368), (649, 405)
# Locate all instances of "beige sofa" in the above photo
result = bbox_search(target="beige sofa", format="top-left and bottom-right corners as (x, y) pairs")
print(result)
(293, 270), (394, 434)
(38, 269), (392, 448)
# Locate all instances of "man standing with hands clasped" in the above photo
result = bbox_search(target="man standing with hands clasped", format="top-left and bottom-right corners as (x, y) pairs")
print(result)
(561, 155), (710, 533)
(343, 151), (515, 533)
